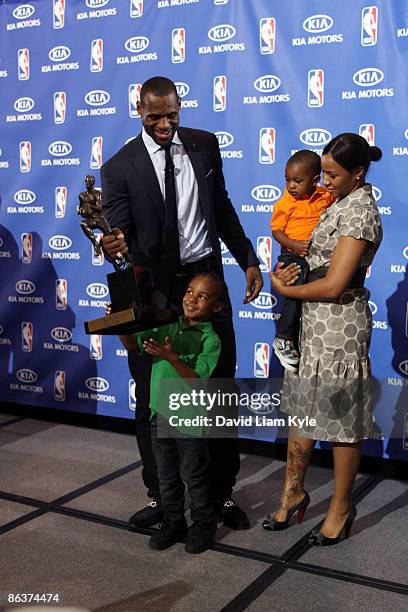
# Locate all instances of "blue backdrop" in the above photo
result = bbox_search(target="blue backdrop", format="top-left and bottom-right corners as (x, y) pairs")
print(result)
(0, 0), (407, 460)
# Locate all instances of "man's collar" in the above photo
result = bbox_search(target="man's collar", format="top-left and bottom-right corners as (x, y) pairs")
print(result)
(142, 128), (183, 155)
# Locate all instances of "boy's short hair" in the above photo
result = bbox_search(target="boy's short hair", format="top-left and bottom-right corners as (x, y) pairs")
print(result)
(287, 150), (321, 176)
(192, 272), (228, 305)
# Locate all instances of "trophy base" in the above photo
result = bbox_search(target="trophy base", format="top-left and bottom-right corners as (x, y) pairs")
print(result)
(84, 307), (178, 335)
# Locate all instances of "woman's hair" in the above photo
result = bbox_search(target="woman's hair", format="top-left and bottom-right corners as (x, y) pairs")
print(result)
(322, 132), (382, 171)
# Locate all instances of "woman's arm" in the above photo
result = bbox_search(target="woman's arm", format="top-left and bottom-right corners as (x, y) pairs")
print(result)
(270, 236), (369, 300)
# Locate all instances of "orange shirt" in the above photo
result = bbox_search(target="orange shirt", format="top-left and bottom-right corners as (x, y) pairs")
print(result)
(270, 186), (334, 241)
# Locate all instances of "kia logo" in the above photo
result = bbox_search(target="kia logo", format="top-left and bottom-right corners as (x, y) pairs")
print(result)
(299, 128), (331, 146)
(85, 90), (110, 106)
(16, 280), (36, 294)
(208, 24), (236, 42)
(220, 240), (229, 255)
(125, 37), (149, 53)
(85, 377), (109, 392)
(251, 292), (277, 310)
(17, 368), (37, 383)
(13, 4), (35, 19)
(49, 235), (72, 250)
(372, 186), (382, 201)
(0, 238), (3, 247)
(303, 14), (333, 33)
(14, 189), (36, 204)
(49, 141), (72, 157)
(254, 75), (281, 93)
(251, 185), (281, 202)
(215, 131), (234, 148)
(368, 301), (378, 316)
(49, 46), (71, 62)
(14, 97), (35, 113)
(86, 283), (109, 298)
(399, 360), (408, 376)
(353, 68), (384, 87)
(86, 0), (109, 7)
(175, 82), (190, 98)
(403, 246), (408, 260)
(405, 128), (408, 140)
(51, 327), (72, 342)
(0, 325), (3, 335)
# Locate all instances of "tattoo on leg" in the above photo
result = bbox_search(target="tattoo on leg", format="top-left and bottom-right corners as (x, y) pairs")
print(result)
(283, 442), (312, 506)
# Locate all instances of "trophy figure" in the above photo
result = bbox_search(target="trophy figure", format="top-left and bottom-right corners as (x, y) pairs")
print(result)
(78, 175), (177, 335)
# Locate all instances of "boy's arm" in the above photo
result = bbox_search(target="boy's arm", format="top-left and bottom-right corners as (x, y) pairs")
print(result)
(143, 337), (200, 378)
(272, 230), (309, 256)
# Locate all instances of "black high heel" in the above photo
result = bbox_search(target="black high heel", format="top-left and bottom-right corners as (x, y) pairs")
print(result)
(308, 505), (357, 546)
(262, 492), (310, 531)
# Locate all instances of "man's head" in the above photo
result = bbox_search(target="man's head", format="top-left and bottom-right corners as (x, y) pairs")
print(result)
(182, 273), (226, 324)
(285, 150), (321, 200)
(137, 76), (181, 147)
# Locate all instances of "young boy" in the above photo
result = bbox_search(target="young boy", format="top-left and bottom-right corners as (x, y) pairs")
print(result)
(270, 150), (333, 371)
(117, 272), (226, 554)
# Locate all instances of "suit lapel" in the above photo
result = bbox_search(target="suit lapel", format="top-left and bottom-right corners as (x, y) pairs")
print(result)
(129, 134), (164, 219)
(178, 128), (211, 221)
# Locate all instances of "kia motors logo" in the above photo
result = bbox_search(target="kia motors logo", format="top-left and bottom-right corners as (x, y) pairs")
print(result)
(14, 97), (35, 113)
(17, 368), (37, 383)
(16, 280), (36, 294)
(51, 327), (72, 342)
(403, 246), (408, 260)
(353, 68), (384, 87)
(368, 301), (378, 316)
(215, 131), (234, 148)
(399, 360), (408, 376)
(49, 235), (72, 250)
(254, 75), (281, 93)
(85, 377), (109, 392)
(85, 90), (110, 106)
(251, 292), (277, 310)
(49, 141), (72, 157)
(405, 128), (408, 140)
(372, 186), (382, 201)
(13, 4), (35, 19)
(0, 325), (3, 335)
(303, 14), (333, 33)
(14, 189), (36, 205)
(49, 46), (71, 62)
(175, 82), (190, 98)
(208, 24), (236, 42)
(125, 36), (149, 53)
(300, 128), (331, 146)
(86, 282), (109, 298)
(251, 185), (281, 202)
(86, 0), (109, 6)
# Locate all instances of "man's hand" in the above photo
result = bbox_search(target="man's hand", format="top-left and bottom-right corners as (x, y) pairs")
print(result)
(101, 228), (128, 260)
(244, 265), (263, 303)
(290, 240), (309, 257)
(143, 337), (177, 362)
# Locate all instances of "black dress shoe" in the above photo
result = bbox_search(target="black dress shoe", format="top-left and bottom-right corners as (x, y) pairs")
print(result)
(308, 506), (357, 546)
(148, 517), (188, 551)
(129, 499), (163, 528)
(219, 499), (250, 530)
(185, 520), (217, 554)
(262, 492), (310, 531)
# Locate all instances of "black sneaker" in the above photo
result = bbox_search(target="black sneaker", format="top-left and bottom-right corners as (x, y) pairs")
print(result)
(129, 499), (163, 528)
(220, 499), (250, 530)
(148, 517), (188, 551)
(185, 520), (217, 554)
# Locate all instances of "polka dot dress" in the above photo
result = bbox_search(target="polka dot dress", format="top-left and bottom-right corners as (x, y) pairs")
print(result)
(281, 185), (383, 442)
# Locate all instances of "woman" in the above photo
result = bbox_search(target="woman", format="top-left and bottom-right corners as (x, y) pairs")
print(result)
(264, 133), (383, 545)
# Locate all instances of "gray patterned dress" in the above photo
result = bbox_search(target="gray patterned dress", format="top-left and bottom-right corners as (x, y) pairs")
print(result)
(280, 185), (383, 442)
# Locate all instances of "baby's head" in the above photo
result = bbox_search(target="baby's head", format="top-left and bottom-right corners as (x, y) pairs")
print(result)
(182, 272), (227, 324)
(285, 150), (321, 200)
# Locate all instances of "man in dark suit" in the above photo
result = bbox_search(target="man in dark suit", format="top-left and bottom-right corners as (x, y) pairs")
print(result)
(101, 76), (263, 530)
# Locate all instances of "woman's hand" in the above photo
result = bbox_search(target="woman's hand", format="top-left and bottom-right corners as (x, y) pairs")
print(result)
(269, 262), (300, 295)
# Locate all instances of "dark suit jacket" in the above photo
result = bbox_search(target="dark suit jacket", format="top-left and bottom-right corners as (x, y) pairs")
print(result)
(101, 127), (258, 293)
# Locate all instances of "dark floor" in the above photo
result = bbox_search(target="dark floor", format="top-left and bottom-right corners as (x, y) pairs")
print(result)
(0, 413), (407, 611)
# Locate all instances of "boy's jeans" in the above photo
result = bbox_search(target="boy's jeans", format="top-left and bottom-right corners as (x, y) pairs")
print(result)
(276, 252), (309, 342)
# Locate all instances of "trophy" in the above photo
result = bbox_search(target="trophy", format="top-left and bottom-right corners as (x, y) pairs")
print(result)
(78, 175), (178, 335)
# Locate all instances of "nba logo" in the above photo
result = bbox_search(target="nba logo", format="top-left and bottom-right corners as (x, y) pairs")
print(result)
(130, 0), (143, 18)
(22, 322), (33, 352)
(259, 128), (275, 164)
(172, 28), (185, 64)
(260, 18), (276, 55)
(129, 379), (136, 411)
(90, 39), (103, 72)
(21, 232), (33, 263)
(129, 84), (142, 118)
(54, 371), (66, 401)
(55, 186), (67, 218)
(54, 91), (66, 124)
(361, 6), (378, 46)
(254, 343), (270, 378)
(92, 232), (104, 265)
(90, 136), (103, 169)
(20, 141), (31, 173)
(90, 334), (103, 360)
(53, 0), (65, 29)
(213, 76), (227, 112)
(359, 124), (375, 146)
(18, 48), (30, 81)
(257, 236), (272, 273)
(308, 69), (324, 108)
(56, 279), (68, 310)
